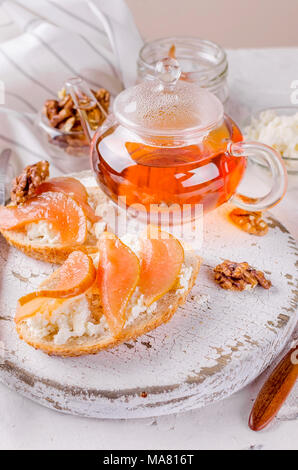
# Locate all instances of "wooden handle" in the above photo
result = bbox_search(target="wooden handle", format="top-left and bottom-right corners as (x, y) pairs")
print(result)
(249, 347), (298, 431)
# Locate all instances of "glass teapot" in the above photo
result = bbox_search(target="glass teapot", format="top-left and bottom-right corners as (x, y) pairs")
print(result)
(68, 60), (287, 223)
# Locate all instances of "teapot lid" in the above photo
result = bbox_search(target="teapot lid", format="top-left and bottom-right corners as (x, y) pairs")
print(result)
(113, 57), (224, 139)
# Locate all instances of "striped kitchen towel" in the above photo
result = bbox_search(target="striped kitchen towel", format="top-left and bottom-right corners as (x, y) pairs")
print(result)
(0, 0), (142, 174)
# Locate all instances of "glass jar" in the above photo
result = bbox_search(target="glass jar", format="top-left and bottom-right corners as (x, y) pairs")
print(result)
(137, 36), (229, 104)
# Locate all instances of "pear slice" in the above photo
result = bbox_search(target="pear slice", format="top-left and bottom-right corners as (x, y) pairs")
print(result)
(0, 192), (87, 246)
(97, 233), (140, 336)
(139, 228), (184, 306)
(18, 251), (96, 306)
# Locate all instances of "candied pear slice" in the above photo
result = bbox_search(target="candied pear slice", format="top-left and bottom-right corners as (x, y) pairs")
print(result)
(97, 233), (140, 336)
(139, 228), (184, 306)
(0, 192), (88, 245)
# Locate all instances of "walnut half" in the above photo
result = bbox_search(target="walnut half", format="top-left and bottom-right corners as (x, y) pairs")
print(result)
(214, 260), (272, 291)
(43, 87), (110, 133)
(229, 208), (268, 236)
(11, 161), (49, 205)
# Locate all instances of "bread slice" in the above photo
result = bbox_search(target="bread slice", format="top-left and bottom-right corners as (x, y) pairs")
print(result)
(0, 187), (107, 264)
(16, 250), (201, 357)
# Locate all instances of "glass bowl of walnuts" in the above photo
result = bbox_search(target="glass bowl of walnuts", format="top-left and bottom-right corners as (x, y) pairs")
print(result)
(37, 84), (110, 173)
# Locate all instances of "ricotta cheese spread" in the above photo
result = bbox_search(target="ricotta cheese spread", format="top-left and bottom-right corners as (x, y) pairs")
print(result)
(26, 221), (61, 245)
(244, 110), (298, 166)
(26, 295), (109, 345)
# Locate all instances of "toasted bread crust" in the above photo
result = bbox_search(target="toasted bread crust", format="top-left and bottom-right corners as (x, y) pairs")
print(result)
(6, 179), (202, 356)
(0, 228), (98, 264)
(16, 255), (201, 357)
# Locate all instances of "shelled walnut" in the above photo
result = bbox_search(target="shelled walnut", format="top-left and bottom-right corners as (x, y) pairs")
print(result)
(44, 87), (110, 132)
(229, 208), (268, 236)
(43, 87), (110, 155)
(11, 161), (49, 204)
(214, 260), (272, 291)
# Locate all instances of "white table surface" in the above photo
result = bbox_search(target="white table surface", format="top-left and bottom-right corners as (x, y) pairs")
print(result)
(0, 7), (297, 450)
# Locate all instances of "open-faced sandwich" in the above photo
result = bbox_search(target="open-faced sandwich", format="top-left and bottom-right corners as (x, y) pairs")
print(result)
(15, 230), (201, 356)
(0, 161), (108, 264)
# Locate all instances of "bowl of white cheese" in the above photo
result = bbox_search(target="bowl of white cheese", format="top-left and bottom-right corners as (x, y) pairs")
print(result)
(244, 106), (298, 174)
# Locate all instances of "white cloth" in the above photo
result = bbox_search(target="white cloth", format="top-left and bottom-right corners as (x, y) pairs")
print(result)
(0, 0), (142, 174)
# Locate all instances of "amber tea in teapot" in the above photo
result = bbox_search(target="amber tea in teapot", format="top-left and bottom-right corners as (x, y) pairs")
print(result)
(93, 115), (245, 214)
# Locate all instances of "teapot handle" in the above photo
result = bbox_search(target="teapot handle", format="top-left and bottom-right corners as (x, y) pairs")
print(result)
(227, 141), (287, 211)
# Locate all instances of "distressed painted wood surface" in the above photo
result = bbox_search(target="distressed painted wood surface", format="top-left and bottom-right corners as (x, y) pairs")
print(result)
(0, 173), (297, 419)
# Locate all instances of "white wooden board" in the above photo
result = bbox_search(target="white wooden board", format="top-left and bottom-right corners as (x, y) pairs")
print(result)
(0, 173), (297, 419)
